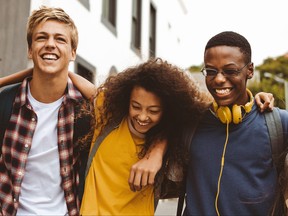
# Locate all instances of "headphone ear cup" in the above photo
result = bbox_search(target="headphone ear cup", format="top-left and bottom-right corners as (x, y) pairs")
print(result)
(216, 106), (232, 124)
(212, 101), (218, 112)
(232, 104), (242, 124)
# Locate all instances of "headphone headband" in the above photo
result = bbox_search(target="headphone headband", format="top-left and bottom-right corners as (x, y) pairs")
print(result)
(212, 89), (254, 124)
(243, 89), (254, 113)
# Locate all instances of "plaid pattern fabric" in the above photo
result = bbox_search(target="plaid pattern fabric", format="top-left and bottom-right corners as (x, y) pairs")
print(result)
(0, 78), (83, 216)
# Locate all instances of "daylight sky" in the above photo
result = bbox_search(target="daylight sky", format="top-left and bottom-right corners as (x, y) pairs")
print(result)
(181, 0), (288, 67)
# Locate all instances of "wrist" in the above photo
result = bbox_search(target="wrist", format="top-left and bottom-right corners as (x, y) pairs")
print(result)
(146, 140), (167, 159)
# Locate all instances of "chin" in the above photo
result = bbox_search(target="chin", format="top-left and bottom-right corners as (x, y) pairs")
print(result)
(135, 128), (148, 134)
(215, 99), (233, 107)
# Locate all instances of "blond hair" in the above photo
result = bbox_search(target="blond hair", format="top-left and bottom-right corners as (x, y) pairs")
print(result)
(26, 6), (78, 51)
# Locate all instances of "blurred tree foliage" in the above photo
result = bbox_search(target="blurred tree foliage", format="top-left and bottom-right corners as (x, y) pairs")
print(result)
(249, 78), (285, 109)
(187, 64), (203, 73)
(256, 55), (288, 79)
(250, 55), (288, 109)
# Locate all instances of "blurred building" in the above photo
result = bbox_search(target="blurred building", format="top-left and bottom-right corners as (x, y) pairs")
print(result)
(0, 0), (192, 86)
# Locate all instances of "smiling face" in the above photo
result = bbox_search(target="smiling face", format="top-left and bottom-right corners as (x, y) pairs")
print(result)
(28, 20), (76, 76)
(204, 45), (254, 106)
(128, 86), (163, 135)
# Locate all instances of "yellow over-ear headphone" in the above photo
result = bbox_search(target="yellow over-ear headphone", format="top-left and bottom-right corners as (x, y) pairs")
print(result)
(212, 89), (254, 124)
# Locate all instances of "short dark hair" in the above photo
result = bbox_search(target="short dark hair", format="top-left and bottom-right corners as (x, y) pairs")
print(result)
(205, 31), (251, 63)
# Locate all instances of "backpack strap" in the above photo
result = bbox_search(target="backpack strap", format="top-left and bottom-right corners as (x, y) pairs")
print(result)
(0, 83), (21, 146)
(264, 108), (288, 212)
(264, 108), (284, 168)
(84, 120), (120, 178)
(78, 120), (119, 200)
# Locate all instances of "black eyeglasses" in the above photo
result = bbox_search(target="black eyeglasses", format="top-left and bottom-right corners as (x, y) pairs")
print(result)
(201, 62), (251, 77)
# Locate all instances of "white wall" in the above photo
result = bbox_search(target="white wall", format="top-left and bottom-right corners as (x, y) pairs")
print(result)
(30, 0), (192, 86)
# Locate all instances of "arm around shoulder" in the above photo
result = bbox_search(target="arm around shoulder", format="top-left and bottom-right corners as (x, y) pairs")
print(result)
(68, 72), (97, 100)
(0, 68), (33, 88)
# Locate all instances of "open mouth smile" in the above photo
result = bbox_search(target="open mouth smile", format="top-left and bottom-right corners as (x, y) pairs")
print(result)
(215, 88), (232, 95)
(41, 53), (59, 60)
(136, 119), (149, 126)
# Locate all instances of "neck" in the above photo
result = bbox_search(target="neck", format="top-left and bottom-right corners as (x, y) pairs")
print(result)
(29, 72), (68, 103)
(127, 117), (145, 139)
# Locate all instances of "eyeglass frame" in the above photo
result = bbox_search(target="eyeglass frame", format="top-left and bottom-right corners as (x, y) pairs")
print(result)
(201, 62), (251, 78)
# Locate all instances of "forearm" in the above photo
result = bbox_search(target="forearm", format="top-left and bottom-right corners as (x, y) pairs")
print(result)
(146, 139), (167, 160)
(68, 72), (97, 100)
(128, 139), (167, 191)
(0, 68), (33, 87)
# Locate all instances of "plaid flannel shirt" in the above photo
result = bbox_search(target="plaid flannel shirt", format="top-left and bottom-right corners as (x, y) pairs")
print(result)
(0, 78), (84, 216)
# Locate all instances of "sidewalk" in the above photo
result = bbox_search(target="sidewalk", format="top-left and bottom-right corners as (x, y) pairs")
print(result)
(155, 198), (178, 216)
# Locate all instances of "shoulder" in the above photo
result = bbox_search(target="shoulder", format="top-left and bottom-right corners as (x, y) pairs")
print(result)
(0, 83), (21, 92)
(0, 83), (21, 98)
(67, 78), (85, 101)
(272, 108), (288, 133)
(261, 107), (288, 119)
(273, 108), (288, 124)
(277, 107), (288, 117)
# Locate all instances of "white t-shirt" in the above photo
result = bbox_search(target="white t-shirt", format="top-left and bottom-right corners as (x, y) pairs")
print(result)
(17, 87), (67, 215)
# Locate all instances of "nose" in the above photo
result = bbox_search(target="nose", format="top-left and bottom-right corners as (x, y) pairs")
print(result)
(213, 71), (226, 83)
(138, 112), (149, 121)
(45, 37), (56, 49)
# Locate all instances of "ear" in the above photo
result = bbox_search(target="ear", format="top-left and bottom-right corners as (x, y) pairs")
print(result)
(70, 49), (76, 61)
(247, 62), (254, 79)
(28, 47), (32, 59)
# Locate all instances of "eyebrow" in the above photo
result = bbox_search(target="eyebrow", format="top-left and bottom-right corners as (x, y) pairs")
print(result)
(34, 31), (67, 37)
(205, 63), (239, 68)
(131, 100), (162, 109)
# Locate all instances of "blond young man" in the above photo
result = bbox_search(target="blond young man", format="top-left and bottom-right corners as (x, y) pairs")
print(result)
(0, 6), (85, 215)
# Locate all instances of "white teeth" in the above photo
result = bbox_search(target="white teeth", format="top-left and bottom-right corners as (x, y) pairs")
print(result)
(42, 54), (57, 60)
(136, 119), (148, 126)
(215, 89), (230, 94)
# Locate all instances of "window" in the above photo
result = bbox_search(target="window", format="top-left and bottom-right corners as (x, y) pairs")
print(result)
(77, 64), (94, 83)
(102, 0), (117, 35)
(78, 0), (90, 10)
(109, 66), (118, 77)
(75, 55), (96, 84)
(131, 0), (142, 52)
(149, 4), (156, 57)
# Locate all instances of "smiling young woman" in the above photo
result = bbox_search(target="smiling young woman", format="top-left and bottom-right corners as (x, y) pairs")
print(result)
(73, 58), (209, 215)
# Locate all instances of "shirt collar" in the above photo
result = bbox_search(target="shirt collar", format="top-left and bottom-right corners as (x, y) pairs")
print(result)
(16, 77), (84, 107)
(65, 77), (84, 103)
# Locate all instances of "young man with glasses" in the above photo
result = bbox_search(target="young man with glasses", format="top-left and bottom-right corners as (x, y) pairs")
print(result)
(183, 31), (288, 215)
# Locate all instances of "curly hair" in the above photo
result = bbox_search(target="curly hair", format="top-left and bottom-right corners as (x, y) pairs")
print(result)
(88, 58), (209, 163)
(205, 31), (252, 64)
